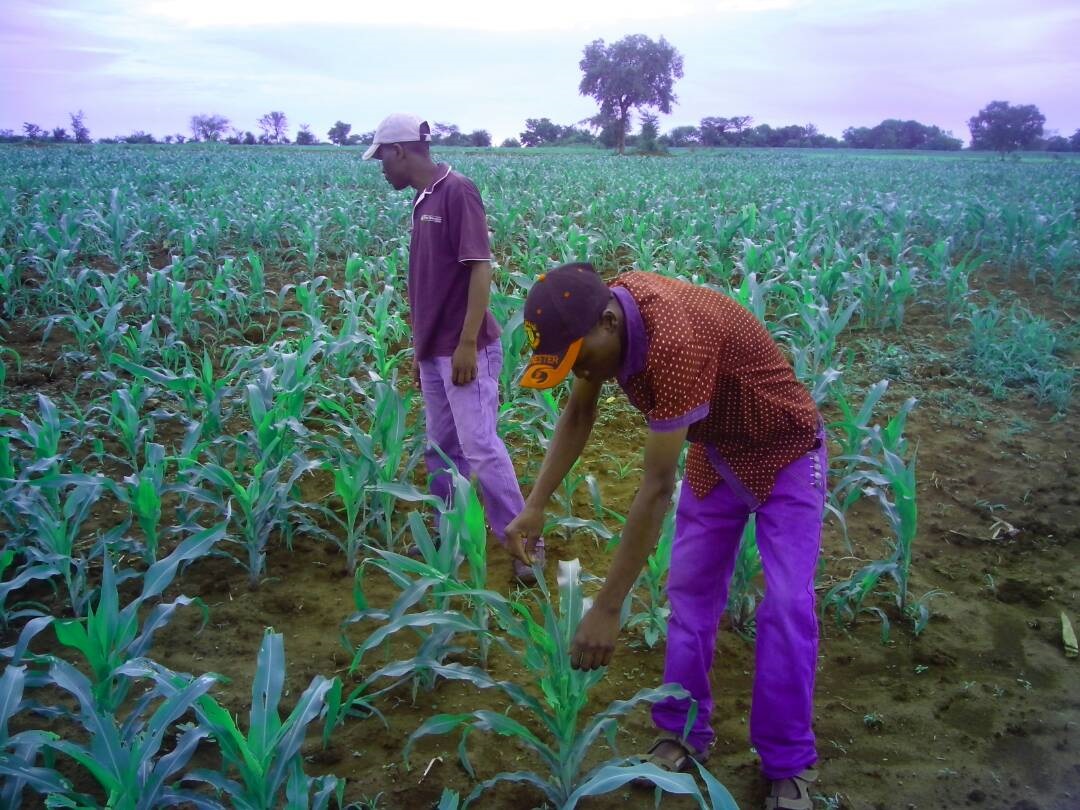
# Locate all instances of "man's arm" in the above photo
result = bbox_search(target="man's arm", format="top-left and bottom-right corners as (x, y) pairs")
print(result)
(451, 260), (492, 385)
(570, 425), (686, 670)
(504, 376), (603, 564)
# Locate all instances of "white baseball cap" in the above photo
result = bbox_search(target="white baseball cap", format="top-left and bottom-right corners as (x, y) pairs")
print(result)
(362, 113), (430, 160)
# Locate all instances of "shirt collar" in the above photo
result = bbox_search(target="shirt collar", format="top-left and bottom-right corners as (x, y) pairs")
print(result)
(412, 163), (452, 210)
(612, 285), (647, 386)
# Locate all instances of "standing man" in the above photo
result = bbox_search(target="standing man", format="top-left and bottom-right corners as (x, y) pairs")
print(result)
(505, 263), (825, 809)
(365, 113), (542, 582)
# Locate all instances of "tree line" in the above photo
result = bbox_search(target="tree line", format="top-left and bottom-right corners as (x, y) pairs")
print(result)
(4, 35), (1076, 155)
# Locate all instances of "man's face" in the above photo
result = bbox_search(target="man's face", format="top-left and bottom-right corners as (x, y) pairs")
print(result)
(571, 316), (621, 384)
(376, 143), (409, 190)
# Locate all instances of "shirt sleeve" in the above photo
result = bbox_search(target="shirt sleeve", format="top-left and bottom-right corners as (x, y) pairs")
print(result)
(644, 337), (715, 432)
(448, 179), (492, 265)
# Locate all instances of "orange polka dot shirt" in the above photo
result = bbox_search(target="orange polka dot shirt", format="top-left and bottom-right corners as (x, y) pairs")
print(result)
(610, 271), (820, 506)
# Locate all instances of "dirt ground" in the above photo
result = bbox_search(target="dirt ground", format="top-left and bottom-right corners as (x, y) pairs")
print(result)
(5, 269), (1078, 810)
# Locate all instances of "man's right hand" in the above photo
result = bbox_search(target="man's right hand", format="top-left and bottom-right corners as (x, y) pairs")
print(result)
(504, 506), (545, 566)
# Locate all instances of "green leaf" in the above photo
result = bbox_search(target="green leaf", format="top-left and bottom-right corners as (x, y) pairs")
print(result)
(564, 762), (702, 808)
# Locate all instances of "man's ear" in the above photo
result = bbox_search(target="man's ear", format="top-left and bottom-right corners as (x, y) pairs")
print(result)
(600, 308), (619, 332)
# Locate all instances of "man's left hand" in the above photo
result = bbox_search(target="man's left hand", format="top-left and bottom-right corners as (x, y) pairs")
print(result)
(451, 341), (478, 386)
(570, 603), (620, 670)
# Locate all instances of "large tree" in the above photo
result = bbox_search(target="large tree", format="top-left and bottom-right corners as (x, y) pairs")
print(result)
(257, 111), (289, 144)
(467, 129), (492, 147)
(190, 114), (230, 142)
(69, 110), (91, 143)
(578, 34), (683, 154)
(430, 122), (468, 146)
(968, 101), (1044, 154)
(327, 121), (352, 145)
(665, 125), (700, 147)
(699, 116), (752, 147)
(520, 117), (563, 146)
(842, 119), (961, 151)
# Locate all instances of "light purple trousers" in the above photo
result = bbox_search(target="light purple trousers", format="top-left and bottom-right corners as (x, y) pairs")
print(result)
(417, 341), (525, 542)
(651, 435), (826, 780)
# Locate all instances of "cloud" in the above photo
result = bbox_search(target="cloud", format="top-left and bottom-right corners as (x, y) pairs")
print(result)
(138, 0), (804, 32)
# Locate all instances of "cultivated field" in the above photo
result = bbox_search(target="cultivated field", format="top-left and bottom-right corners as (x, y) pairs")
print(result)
(0, 144), (1077, 809)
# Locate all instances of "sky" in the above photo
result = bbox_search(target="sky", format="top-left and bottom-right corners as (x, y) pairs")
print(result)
(2, 0), (1078, 145)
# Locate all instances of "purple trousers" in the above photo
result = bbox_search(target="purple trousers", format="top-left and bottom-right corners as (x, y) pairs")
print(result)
(651, 436), (826, 780)
(417, 341), (525, 542)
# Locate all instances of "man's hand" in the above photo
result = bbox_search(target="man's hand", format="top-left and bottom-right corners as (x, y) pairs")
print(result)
(504, 506), (545, 566)
(451, 340), (478, 386)
(570, 603), (621, 670)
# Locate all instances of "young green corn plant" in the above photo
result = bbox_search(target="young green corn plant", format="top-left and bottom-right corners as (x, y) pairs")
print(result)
(39, 657), (223, 810)
(0, 393), (69, 489)
(0, 436), (20, 536)
(166, 273), (198, 343)
(364, 375), (424, 548)
(91, 383), (155, 469)
(0, 664), (76, 808)
(826, 414), (927, 639)
(240, 341), (326, 469)
(321, 290), (366, 379)
(345, 469), (493, 692)
(345, 570), (489, 699)
(92, 267), (137, 312)
(362, 283), (410, 380)
(403, 559), (737, 808)
(3, 523), (226, 713)
(625, 492), (675, 648)
(828, 389), (917, 554)
(0, 346), (19, 398)
(0, 249), (25, 321)
(182, 630), (345, 810)
(110, 347), (245, 440)
(499, 387), (561, 453)
(828, 379), (890, 476)
(303, 422), (377, 573)
(179, 452), (320, 587)
(786, 291), (858, 403)
(107, 442), (168, 561)
(245, 250), (269, 312)
(850, 260), (914, 331)
(6, 475), (104, 616)
(86, 187), (147, 267)
(490, 278), (527, 400)
(0, 546), (56, 629)
(44, 300), (129, 364)
(915, 240), (984, 324)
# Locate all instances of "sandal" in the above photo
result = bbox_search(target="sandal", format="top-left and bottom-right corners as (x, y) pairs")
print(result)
(631, 734), (708, 788)
(764, 767), (818, 810)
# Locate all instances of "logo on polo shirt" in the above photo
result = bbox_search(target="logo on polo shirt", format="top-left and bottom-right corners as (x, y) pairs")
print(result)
(524, 320), (540, 349)
(419, 214), (443, 224)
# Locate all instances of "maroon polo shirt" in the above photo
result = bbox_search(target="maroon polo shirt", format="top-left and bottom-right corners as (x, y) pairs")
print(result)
(611, 271), (820, 506)
(408, 164), (500, 361)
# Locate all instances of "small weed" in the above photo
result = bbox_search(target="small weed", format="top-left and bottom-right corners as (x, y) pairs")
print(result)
(965, 302), (1074, 412)
(863, 712), (884, 730)
(813, 793), (846, 810)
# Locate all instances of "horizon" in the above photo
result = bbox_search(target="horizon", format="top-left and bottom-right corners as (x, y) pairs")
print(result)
(3, 0), (1078, 146)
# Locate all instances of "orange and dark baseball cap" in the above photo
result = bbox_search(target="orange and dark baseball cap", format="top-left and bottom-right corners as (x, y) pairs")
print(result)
(520, 263), (612, 389)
